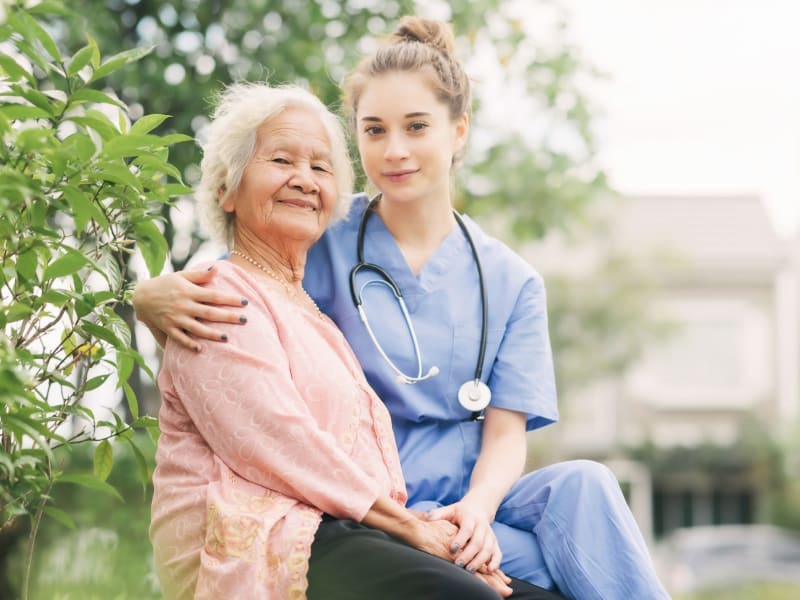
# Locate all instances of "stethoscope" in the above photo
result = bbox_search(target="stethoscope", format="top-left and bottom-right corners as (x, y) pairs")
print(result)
(349, 196), (492, 415)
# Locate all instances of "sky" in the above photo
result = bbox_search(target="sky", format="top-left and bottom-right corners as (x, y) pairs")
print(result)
(551, 0), (800, 238)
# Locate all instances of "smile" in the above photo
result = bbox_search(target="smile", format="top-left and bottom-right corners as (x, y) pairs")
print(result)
(383, 169), (418, 183)
(277, 198), (317, 211)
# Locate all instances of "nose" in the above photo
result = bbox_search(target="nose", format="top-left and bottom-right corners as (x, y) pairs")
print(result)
(384, 132), (409, 161)
(288, 163), (319, 194)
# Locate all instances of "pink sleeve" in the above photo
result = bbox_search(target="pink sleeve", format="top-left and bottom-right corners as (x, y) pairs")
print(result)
(162, 268), (381, 521)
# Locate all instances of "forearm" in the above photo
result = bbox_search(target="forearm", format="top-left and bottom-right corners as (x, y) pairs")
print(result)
(465, 408), (527, 520)
(132, 280), (168, 347)
(361, 496), (422, 543)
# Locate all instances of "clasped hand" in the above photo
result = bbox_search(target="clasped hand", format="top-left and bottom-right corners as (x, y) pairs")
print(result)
(412, 504), (511, 596)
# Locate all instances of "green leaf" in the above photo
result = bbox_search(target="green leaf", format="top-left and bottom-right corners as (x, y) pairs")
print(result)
(91, 45), (155, 83)
(97, 161), (143, 191)
(67, 113), (118, 140)
(43, 505), (77, 529)
(122, 381), (138, 420)
(67, 43), (95, 78)
(116, 352), (133, 386)
(14, 10), (61, 63)
(0, 51), (34, 84)
(101, 134), (166, 159)
(43, 248), (90, 280)
(93, 439), (113, 481)
(69, 88), (126, 110)
(0, 104), (51, 121)
(134, 219), (168, 276)
(58, 473), (123, 501)
(129, 113), (170, 135)
(15, 248), (39, 280)
(10, 84), (55, 114)
(133, 154), (183, 181)
(125, 437), (151, 494)
(81, 321), (122, 349)
(84, 373), (110, 391)
(131, 416), (159, 430)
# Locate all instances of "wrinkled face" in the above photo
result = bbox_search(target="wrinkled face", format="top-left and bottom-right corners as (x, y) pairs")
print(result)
(222, 107), (337, 247)
(355, 70), (468, 206)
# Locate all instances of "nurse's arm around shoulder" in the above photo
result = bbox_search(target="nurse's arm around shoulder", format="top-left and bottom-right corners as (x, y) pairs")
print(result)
(133, 264), (249, 350)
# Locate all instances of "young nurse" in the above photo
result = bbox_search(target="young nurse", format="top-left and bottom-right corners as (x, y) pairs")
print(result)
(134, 17), (670, 600)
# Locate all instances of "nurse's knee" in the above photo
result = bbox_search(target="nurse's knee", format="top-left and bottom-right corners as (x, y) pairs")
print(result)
(557, 459), (621, 497)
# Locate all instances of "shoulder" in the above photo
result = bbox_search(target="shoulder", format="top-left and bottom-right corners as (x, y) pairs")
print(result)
(326, 192), (370, 237)
(460, 214), (545, 292)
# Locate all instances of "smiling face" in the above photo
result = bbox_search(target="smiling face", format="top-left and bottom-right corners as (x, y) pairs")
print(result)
(355, 70), (468, 207)
(221, 107), (337, 249)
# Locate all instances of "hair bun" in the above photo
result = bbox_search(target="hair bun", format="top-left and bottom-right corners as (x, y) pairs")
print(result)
(393, 16), (455, 54)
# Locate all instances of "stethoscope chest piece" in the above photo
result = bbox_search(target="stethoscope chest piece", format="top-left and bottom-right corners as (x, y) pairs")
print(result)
(458, 380), (491, 412)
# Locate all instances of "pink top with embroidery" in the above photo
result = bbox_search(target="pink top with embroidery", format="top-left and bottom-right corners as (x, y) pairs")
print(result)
(149, 261), (407, 599)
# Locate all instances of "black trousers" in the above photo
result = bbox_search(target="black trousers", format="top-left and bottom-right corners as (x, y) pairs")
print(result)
(307, 519), (564, 600)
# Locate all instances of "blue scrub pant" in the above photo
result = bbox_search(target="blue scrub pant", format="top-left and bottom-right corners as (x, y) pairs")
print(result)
(411, 460), (671, 600)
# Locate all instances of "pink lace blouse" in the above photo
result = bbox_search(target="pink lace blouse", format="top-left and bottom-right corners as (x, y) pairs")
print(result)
(149, 261), (406, 599)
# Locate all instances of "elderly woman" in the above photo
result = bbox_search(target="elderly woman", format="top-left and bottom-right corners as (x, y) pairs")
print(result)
(148, 82), (561, 600)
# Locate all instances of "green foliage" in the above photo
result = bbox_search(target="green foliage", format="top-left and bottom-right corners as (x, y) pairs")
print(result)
(0, 2), (185, 593)
(4, 439), (160, 599)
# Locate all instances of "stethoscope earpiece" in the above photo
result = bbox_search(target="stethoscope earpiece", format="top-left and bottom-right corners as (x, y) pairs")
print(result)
(351, 196), (490, 414)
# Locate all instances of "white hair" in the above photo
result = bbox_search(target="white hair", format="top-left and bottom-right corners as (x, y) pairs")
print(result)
(196, 82), (354, 248)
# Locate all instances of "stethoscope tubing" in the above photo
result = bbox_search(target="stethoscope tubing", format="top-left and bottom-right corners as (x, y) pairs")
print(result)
(349, 196), (489, 408)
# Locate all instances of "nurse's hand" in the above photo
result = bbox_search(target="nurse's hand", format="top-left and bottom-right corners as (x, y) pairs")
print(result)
(426, 500), (503, 574)
(133, 265), (248, 351)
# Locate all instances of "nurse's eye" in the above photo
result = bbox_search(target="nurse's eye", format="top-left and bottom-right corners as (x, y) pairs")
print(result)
(364, 125), (385, 136)
(408, 121), (428, 133)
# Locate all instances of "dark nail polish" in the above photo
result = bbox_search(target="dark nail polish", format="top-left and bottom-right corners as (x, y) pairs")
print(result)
(467, 566), (476, 574)
(221, 333), (228, 342)
(194, 345), (201, 353)
(241, 297), (249, 306)
(207, 265), (214, 271)
(456, 559), (464, 568)
(239, 315), (247, 324)
(451, 543), (460, 553)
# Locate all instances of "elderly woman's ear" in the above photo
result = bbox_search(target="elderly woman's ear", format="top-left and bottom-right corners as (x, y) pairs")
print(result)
(219, 183), (234, 213)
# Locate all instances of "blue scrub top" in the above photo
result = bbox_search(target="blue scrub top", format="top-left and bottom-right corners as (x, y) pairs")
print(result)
(304, 195), (558, 506)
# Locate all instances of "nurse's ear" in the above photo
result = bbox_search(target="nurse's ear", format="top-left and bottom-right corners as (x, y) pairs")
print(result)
(451, 112), (469, 166)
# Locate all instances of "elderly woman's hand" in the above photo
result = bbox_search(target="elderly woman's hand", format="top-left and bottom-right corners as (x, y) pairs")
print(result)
(426, 499), (503, 574)
(415, 516), (513, 597)
(133, 265), (248, 351)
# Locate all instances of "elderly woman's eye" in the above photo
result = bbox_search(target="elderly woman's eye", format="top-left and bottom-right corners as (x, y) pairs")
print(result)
(313, 164), (331, 173)
(272, 157), (290, 164)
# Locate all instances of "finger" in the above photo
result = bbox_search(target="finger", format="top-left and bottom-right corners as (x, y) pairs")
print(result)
(487, 541), (503, 572)
(183, 304), (248, 326)
(182, 265), (219, 284)
(166, 327), (202, 352)
(426, 505), (456, 523)
(182, 267), (249, 307)
(171, 316), (233, 343)
(475, 572), (513, 598)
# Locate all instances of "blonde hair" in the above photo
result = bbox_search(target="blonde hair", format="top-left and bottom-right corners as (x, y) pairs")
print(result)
(343, 16), (471, 124)
(197, 82), (354, 248)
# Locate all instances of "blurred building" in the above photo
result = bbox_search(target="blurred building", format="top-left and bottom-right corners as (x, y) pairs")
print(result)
(530, 195), (799, 542)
